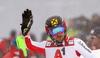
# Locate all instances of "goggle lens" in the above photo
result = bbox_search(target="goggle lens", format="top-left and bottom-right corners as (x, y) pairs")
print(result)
(49, 25), (64, 35)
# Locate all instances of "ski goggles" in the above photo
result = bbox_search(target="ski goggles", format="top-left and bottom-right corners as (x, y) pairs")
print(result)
(49, 25), (65, 36)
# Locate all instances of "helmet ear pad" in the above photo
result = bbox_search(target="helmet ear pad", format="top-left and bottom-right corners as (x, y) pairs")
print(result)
(63, 20), (66, 28)
(45, 26), (49, 34)
(63, 20), (67, 33)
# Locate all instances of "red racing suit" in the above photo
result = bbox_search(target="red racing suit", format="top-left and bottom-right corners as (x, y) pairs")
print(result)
(24, 36), (97, 58)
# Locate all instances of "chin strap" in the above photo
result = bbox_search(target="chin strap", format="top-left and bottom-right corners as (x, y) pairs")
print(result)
(48, 33), (66, 46)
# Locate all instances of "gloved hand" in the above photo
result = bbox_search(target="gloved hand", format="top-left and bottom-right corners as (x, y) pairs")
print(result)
(16, 9), (33, 57)
(20, 9), (33, 36)
(16, 36), (27, 57)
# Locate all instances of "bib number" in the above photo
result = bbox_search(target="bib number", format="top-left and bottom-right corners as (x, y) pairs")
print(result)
(54, 47), (65, 58)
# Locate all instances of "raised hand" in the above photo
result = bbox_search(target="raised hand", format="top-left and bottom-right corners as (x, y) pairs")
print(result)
(21, 9), (33, 36)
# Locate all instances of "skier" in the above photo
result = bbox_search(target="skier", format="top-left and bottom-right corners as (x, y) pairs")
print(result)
(16, 9), (98, 58)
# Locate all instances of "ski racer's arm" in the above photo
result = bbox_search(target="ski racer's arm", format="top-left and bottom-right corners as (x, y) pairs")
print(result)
(16, 9), (33, 57)
(24, 36), (46, 56)
(16, 35), (46, 56)
(75, 38), (98, 58)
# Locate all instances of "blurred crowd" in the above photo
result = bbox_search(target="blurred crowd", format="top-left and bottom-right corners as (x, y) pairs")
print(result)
(0, 13), (100, 58)
(66, 13), (100, 50)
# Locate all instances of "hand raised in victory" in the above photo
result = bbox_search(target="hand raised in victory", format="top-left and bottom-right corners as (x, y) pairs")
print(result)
(21, 9), (33, 36)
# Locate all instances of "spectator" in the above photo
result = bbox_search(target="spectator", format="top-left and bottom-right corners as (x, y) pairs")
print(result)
(8, 30), (16, 44)
(89, 27), (100, 50)
(0, 30), (17, 55)
(0, 38), (9, 55)
(90, 14), (100, 30)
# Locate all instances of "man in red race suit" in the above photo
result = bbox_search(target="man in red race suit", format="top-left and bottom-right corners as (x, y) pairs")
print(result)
(16, 9), (98, 58)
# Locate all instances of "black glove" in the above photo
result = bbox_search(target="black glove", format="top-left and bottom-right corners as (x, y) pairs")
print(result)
(20, 9), (33, 36)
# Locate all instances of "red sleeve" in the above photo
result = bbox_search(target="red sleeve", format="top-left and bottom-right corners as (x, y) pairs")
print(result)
(25, 37), (45, 56)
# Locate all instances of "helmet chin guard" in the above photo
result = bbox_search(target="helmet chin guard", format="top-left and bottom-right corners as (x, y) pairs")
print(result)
(45, 15), (67, 45)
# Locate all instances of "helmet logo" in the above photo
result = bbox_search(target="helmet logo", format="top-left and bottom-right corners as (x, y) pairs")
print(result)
(51, 18), (58, 25)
